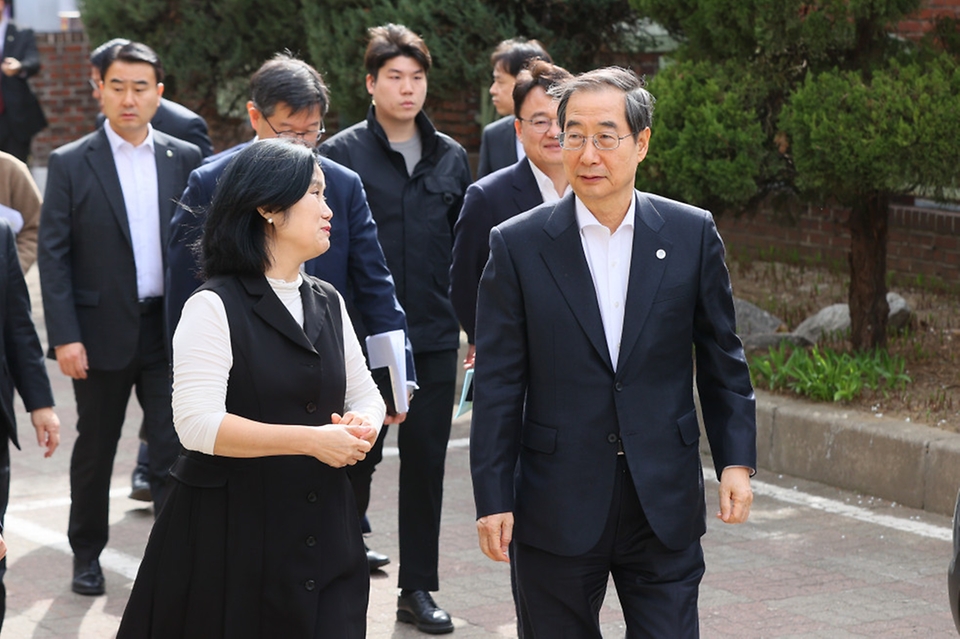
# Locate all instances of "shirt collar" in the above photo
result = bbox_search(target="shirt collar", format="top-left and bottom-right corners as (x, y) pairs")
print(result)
(104, 120), (156, 154)
(574, 194), (636, 234)
(528, 159), (571, 202)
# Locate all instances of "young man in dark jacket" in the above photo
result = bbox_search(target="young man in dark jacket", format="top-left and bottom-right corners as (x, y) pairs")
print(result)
(318, 22), (471, 636)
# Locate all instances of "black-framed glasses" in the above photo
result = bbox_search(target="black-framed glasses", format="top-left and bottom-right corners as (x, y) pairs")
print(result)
(557, 131), (636, 151)
(517, 117), (559, 134)
(262, 114), (326, 145)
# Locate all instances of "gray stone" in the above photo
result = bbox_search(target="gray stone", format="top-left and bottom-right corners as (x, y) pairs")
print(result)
(794, 303), (850, 344)
(742, 332), (814, 354)
(734, 298), (785, 336)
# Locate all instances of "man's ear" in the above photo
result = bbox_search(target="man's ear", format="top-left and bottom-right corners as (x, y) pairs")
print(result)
(247, 101), (260, 131)
(365, 74), (376, 97)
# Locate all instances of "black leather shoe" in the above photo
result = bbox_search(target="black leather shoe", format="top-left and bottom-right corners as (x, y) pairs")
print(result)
(72, 558), (105, 596)
(366, 545), (390, 572)
(129, 465), (152, 502)
(397, 590), (454, 634)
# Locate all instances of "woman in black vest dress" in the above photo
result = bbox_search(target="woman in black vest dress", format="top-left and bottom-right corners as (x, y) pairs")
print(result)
(118, 139), (386, 638)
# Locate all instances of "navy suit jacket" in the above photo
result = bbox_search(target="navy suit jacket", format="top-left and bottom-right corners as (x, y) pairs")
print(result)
(38, 128), (202, 370)
(0, 22), (46, 139)
(476, 116), (518, 179)
(450, 158), (541, 344)
(470, 191), (756, 556)
(167, 141), (416, 382)
(0, 220), (52, 449)
(97, 98), (213, 158)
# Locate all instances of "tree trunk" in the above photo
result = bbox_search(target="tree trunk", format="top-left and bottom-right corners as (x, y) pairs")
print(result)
(847, 193), (890, 351)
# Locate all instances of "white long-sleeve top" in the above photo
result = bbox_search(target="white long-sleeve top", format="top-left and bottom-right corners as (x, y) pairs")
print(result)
(172, 275), (386, 454)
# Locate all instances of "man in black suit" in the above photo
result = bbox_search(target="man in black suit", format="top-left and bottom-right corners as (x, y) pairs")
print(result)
(90, 38), (213, 502)
(0, 218), (59, 631)
(451, 60), (571, 369)
(476, 38), (550, 179)
(38, 42), (202, 597)
(471, 67), (757, 637)
(0, 0), (46, 163)
(90, 38), (213, 158)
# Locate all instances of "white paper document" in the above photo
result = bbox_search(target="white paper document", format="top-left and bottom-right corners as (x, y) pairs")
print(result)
(365, 330), (409, 414)
(0, 204), (24, 233)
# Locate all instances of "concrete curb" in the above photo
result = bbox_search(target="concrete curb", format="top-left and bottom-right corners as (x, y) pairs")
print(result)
(704, 391), (960, 516)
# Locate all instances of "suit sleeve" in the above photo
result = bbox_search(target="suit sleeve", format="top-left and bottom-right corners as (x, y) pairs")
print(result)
(165, 167), (212, 338)
(470, 226), (528, 519)
(449, 182), (495, 344)
(2, 224), (53, 415)
(184, 116), (214, 159)
(477, 126), (493, 180)
(15, 29), (41, 78)
(339, 169), (417, 385)
(692, 213), (757, 476)
(37, 152), (82, 350)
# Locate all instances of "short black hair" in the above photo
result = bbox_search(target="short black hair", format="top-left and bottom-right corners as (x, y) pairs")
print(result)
(364, 24), (431, 78)
(103, 42), (164, 84)
(513, 60), (572, 118)
(550, 67), (655, 139)
(200, 139), (318, 278)
(490, 38), (552, 77)
(90, 38), (131, 75)
(249, 52), (330, 118)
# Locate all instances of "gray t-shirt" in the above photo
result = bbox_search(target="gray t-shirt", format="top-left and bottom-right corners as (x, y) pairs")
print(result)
(390, 135), (423, 176)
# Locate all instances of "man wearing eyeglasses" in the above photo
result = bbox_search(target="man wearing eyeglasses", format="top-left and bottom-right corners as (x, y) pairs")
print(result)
(166, 53), (415, 575)
(450, 60), (571, 371)
(470, 67), (757, 637)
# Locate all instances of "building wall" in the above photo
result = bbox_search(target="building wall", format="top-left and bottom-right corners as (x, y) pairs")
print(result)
(716, 204), (960, 286)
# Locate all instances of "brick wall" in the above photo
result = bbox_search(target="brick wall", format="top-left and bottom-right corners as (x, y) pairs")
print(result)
(716, 203), (960, 286)
(29, 31), (100, 166)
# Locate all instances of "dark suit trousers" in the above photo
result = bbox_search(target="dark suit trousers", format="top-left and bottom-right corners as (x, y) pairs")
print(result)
(0, 113), (31, 163)
(68, 306), (181, 564)
(0, 437), (9, 631)
(514, 457), (705, 639)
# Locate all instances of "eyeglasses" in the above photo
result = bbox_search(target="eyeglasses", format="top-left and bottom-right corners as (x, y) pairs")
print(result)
(88, 79), (100, 92)
(262, 114), (326, 145)
(517, 117), (559, 134)
(557, 131), (636, 151)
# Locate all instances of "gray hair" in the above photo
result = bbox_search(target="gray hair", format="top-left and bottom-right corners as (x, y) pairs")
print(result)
(549, 66), (655, 139)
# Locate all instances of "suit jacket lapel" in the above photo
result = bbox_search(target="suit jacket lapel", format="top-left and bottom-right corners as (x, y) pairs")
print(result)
(154, 132), (180, 253)
(618, 192), (672, 368)
(86, 129), (132, 248)
(512, 159), (544, 216)
(539, 195), (613, 371)
(240, 276), (318, 352)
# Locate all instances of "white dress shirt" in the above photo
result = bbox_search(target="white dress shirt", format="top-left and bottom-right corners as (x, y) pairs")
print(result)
(528, 160), (571, 204)
(575, 195), (636, 371)
(172, 275), (386, 454)
(104, 121), (163, 299)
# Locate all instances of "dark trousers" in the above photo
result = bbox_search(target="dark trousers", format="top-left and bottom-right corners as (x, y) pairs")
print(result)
(348, 349), (457, 592)
(514, 458), (704, 638)
(67, 308), (181, 564)
(0, 114), (31, 163)
(0, 437), (9, 632)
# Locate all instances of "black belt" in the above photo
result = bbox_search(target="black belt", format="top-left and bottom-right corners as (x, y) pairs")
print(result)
(138, 297), (163, 315)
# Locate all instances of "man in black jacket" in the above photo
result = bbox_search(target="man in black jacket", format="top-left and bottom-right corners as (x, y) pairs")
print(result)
(319, 23), (470, 636)
(0, 0), (46, 163)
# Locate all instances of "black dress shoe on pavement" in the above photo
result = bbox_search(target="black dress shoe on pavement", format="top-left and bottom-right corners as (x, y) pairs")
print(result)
(129, 465), (152, 502)
(397, 589), (454, 634)
(366, 545), (390, 572)
(72, 558), (105, 596)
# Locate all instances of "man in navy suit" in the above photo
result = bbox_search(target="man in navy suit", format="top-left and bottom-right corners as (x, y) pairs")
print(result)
(0, 218), (59, 631)
(0, 0), (46, 162)
(90, 38), (213, 158)
(167, 53), (413, 572)
(38, 42), (202, 596)
(476, 38), (550, 179)
(451, 60), (571, 369)
(470, 67), (757, 637)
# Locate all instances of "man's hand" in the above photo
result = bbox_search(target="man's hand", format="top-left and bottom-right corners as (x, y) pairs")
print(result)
(31, 407), (60, 458)
(463, 344), (476, 370)
(1, 57), (22, 77)
(55, 342), (88, 379)
(383, 411), (407, 425)
(717, 466), (753, 524)
(476, 512), (513, 562)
